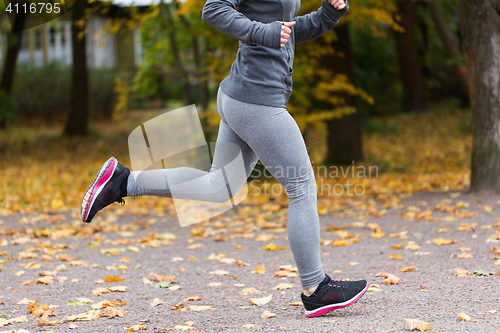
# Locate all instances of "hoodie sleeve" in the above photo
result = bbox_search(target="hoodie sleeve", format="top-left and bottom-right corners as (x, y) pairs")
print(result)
(294, 0), (349, 45)
(202, 0), (283, 49)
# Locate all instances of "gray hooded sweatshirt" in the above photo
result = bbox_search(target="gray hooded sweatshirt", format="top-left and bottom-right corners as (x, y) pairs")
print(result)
(202, 0), (349, 108)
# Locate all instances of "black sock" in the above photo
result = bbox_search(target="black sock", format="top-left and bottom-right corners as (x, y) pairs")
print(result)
(309, 274), (330, 298)
(119, 178), (128, 198)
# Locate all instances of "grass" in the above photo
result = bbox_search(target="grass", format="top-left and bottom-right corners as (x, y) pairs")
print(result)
(0, 106), (472, 216)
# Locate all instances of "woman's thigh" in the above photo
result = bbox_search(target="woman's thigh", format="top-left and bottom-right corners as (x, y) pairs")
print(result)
(219, 89), (313, 187)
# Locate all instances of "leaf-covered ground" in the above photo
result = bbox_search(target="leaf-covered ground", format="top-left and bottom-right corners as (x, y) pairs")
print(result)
(1, 108), (499, 332)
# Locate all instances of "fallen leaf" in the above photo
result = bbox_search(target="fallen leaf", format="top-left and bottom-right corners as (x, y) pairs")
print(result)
(371, 229), (385, 239)
(9, 315), (28, 323)
(251, 265), (266, 274)
(186, 243), (202, 250)
(261, 310), (276, 319)
(155, 282), (173, 288)
(405, 243), (421, 251)
(24, 262), (42, 269)
(482, 205), (492, 212)
(171, 302), (186, 311)
(150, 272), (175, 282)
(454, 268), (470, 277)
(109, 286), (127, 292)
(210, 270), (229, 276)
(104, 275), (125, 282)
(272, 283), (293, 290)
(241, 287), (260, 296)
(235, 258), (249, 266)
(64, 309), (101, 322)
(375, 272), (401, 285)
(473, 270), (494, 276)
(168, 285), (181, 291)
(389, 253), (403, 260)
(17, 298), (35, 305)
(76, 297), (94, 304)
(367, 284), (383, 292)
(183, 296), (201, 302)
(124, 324), (146, 331)
(249, 294), (272, 306)
(433, 238), (459, 245)
(103, 306), (125, 318)
(150, 298), (165, 306)
(262, 243), (286, 251)
(213, 235), (228, 242)
(327, 223), (347, 231)
(69, 260), (88, 267)
(399, 266), (416, 272)
(457, 312), (471, 321)
(35, 277), (54, 285)
(93, 288), (111, 296)
(142, 277), (152, 285)
(188, 305), (216, 311)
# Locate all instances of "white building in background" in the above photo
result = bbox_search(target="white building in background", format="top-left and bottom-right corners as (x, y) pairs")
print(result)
(0, 10), (143, 69)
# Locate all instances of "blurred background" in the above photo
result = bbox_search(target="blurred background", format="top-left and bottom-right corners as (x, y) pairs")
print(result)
(0, 0), (497, 217)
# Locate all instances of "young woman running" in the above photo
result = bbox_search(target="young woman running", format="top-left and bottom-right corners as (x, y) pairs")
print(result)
(81, 0), (368, 317)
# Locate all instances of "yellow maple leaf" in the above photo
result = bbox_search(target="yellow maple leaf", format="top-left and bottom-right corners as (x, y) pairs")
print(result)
(251, 265), (266, 274)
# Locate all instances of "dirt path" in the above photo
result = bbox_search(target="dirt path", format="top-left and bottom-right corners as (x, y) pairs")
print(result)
(0, 190), (499, 333)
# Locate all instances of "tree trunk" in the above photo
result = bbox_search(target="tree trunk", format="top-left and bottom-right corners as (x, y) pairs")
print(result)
(429, 0), (470, 105)
(323, 22), (363, 165)
(160, 1), (193, 105)
(0, 11), (26, 128)
(392, 0), (427, 113)
(460, 0), (500, 193)
(64, 0), (89, 136)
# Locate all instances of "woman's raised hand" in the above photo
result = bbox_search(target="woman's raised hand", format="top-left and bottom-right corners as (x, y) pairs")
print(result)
(328, 0), (346, 10)
(279, 21), (296, 48)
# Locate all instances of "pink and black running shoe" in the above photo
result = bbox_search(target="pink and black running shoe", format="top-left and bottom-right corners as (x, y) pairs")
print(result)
(301, 275), (368, 317)
(81, 157), (130, 223)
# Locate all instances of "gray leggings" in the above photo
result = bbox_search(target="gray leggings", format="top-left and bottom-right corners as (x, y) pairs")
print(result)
(127, 87), (325, 289)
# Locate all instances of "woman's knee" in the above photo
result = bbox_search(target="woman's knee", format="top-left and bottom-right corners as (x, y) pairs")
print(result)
(283, 171), (317, 200)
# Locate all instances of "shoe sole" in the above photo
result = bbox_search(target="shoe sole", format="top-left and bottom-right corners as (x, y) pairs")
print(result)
(81, 157), (117, 223)
(304, 283), (368, 317)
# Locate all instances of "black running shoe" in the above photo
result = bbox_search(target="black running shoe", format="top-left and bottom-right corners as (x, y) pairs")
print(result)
(301, 275), (368, 317)
(81, 157), (130, 223)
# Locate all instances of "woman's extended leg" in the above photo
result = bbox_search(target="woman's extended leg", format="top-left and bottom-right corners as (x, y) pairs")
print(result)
(216, 88), (325, 290)
(217, 89), (367, 317)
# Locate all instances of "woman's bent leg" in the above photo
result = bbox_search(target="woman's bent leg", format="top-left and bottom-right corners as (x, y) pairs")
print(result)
(127, 114), (258, 202)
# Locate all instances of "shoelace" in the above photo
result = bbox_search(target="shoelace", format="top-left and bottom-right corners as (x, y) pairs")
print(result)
(118, 198), (126, 206)
(328, 279), (350, 290)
